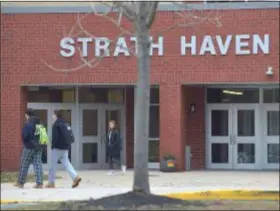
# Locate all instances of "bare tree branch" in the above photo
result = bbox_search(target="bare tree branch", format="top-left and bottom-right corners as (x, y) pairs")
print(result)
(114, 2), (137, 22)
(145, 2), (158, 29)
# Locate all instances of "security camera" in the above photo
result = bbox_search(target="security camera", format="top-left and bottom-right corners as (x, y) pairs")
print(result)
(266, 66), (273, 76)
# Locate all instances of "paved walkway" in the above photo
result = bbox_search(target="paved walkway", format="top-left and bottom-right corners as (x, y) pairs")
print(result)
(1, 170), (279, 202)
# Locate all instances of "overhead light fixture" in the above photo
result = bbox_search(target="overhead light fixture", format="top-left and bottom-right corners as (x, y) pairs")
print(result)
(222, 90), (243, 95)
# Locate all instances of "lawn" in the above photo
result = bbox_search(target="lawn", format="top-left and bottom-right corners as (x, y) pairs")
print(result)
(6, 192), (280, 210)
(1, 172), (61, 183)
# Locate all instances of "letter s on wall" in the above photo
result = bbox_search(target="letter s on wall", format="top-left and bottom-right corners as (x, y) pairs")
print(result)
(60, 37), (75, 57)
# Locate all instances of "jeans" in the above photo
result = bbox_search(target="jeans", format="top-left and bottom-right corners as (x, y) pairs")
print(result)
(18, 148), (43, 185)
(48, 149), (78, 184)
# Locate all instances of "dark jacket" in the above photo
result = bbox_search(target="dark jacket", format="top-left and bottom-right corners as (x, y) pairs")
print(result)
(51, 118), (70, 150)
(22, 117), (40, 149)
(106, 129), (121, 160)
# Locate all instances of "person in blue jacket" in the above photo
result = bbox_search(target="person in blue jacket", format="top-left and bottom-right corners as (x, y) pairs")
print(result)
(14, 108), (43, 188)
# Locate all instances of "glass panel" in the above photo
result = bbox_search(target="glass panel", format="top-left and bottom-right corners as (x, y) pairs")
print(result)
(33, 109), (48, 164)
(211, 143), (228, 163)
(263, 88), (280, 103)
(148, 140), (159, 163)
(149, 106), (159, 138)
(237, 110), (255, 136)
(237, 143), (255, 164)
(267, 144), (280, 164)
(150, 87), (159, 104)
(211, 110), (228, 136)
(83, 110), (98, 136)
(207, 88), (259, 103)
(27, 87), (75, 103)
(57, 109), (72, 163)
(78, 87), (124, 103)
(83, 143), (98, 163)
(267, 111), (279, 136)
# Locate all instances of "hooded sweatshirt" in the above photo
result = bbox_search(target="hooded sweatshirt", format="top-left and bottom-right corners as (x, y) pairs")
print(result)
(22, 117), (40, 149)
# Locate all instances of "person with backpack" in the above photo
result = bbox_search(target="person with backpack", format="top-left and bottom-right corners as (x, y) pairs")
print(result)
(45, 110), (81, 188)
(14, 108), (46, 189)
(106, 120), (126, 176)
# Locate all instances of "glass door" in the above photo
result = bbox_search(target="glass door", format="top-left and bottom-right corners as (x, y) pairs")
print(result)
(50, 104), (77, 169)
(27, 103), (52, 171)
(207, 104), (233, 169)
(232, 104), (260, 169)
(102, 105), (124, 169)
(79, 104), (102, 169)
(263, 104), (279, 169)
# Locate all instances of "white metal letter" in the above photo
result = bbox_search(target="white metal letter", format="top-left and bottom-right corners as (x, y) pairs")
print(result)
(252, 34), (269, 54)
(235, 34), (250, 55)
(149, 36), (163, 56)
(77, 37), (92, 57)
(199, 35), (216, 55)
(181, 36), (196, 55)
(60, 37), (75, 57)
(95, 37), (110, 57)
(113, 37), (130, 56)
(216, 35), (232, 55)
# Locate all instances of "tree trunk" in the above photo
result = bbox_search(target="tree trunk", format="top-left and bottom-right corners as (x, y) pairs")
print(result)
(132, 3), (151, 195)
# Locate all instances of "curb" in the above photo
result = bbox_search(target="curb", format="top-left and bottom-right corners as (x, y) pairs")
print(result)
(1, 190), (279, 204)
(163, 190), (280, 201)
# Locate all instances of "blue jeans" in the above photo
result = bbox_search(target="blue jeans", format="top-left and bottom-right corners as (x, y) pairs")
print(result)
(48, 149), (77, 184)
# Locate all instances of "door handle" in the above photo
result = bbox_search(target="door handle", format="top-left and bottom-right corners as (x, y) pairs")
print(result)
(230, 134), (233, 145)
(233, 134), (237, 145)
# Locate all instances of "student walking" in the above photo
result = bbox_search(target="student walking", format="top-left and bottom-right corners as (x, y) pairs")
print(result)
(106, 120), (126, 176)
(45, 110), (81, 188)
(14, 108), (44, 189)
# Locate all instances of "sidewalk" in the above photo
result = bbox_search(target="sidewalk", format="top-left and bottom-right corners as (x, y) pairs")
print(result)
(1, 170), (279, 203)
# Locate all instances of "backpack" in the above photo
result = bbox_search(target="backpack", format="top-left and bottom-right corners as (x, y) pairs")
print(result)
(34, 124), (49, 146)
(58, 122), (75, 145)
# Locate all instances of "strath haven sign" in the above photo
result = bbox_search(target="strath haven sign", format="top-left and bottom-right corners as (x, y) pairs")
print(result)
(60, 34), (270, 57)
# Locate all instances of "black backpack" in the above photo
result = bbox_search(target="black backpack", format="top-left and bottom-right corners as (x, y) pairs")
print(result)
(58, 121), (75, 145)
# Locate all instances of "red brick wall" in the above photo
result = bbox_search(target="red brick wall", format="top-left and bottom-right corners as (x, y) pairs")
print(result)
(1, 8), (279, 171)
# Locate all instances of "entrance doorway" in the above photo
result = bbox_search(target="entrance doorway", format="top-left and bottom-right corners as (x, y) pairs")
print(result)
(207, 104), (260, 169)
(79, 104), (124, 169)
(27, 103), (77, 170)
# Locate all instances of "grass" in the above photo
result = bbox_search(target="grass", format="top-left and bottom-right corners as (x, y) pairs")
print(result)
(1, 172), (61, 183)
(5, 192), (280, 210)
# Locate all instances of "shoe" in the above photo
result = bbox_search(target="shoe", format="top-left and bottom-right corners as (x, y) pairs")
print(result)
(107, 170), (114, 176)
(33, 184), (43, 189)
(121, 165), (126, 173)
(14, 183), (24, 188)
(72, 176), (81, 188)
(44, 183), (55, 188)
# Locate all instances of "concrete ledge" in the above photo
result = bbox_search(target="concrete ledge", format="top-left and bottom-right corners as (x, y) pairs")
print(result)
(1, 190), (279, 204)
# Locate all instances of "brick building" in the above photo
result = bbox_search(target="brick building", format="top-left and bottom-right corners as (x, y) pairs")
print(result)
(1, 2), (279, 171)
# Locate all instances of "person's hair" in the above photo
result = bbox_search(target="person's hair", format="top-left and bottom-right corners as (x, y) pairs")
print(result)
(109, 120), (117, 129)
(53, 110), (63, 119)
(25, 108), (35, 117)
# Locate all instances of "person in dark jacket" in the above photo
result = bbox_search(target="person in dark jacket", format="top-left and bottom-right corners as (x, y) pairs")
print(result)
(106, 120), (126, 175)
(45, 110), (81, 188)
(14, 108), (44, 189)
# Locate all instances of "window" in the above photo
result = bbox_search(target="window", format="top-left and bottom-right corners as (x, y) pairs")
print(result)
(263, 88), (279, 103)
(149, 87), (160, 163)
(207, 88), (259, 103)
(27, 86), (75, 103)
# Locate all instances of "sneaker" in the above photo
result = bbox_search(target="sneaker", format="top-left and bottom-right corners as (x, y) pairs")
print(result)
(121, 165), (126, 173)
(72, 176), (82, 188)
(44, 183), (55, 188)
(33, 184), (43, 189)
(107, 170), (114, 176)
(14, 183), (24, 188)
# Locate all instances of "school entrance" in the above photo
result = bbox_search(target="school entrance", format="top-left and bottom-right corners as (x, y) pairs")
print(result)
(206, 86), (279, 170)
(27, 86), (125, 170)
